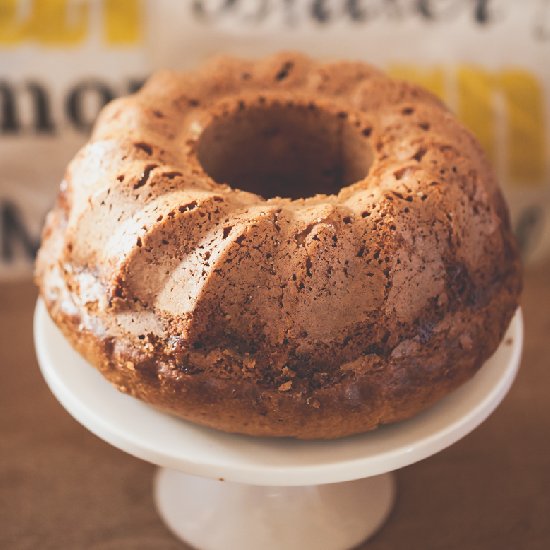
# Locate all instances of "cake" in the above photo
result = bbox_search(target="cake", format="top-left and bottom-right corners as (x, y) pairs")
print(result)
(35, 52), (522, 439)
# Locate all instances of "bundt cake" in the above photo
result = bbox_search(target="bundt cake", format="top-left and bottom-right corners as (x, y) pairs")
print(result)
(35, 52), (522, 439)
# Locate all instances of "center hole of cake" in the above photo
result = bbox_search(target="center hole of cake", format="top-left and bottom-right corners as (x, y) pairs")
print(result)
(197, 102), (372, 200)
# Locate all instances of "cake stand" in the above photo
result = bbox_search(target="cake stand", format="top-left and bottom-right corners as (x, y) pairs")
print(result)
(34, 300), (523, 550)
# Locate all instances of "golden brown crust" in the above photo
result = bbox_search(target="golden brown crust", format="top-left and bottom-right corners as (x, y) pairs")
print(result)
(35, 52), (522, 439)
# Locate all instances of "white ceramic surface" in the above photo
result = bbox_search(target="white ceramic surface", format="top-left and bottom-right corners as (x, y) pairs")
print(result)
(33, 299), (523, 487)
(34, 300), (522, 549)
(154, 469), (395, 550)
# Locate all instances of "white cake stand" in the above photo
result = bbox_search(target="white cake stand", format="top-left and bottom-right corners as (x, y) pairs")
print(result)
(34, 300), (522, 550)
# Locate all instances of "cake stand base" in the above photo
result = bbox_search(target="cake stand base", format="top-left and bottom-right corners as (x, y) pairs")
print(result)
(155, 468), (395, 550)
(34, 300), (523, 550)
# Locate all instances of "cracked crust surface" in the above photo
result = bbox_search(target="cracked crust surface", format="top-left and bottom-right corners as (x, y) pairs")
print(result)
(35, 53), (522, 439)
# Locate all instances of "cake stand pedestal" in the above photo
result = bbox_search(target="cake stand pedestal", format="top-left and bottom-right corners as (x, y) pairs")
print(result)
(34, 300), (522, 550)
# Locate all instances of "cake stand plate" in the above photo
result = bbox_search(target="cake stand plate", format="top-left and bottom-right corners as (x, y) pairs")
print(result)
(34, 300), (522, 550)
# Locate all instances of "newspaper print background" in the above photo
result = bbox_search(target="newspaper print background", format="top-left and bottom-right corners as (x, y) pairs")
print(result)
(1, 0), (549, 280)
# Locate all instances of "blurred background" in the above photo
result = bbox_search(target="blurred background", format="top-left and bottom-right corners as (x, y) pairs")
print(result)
(1, 1), (549, 549)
